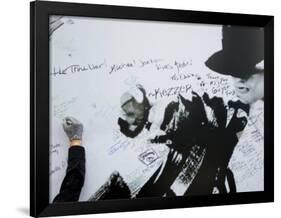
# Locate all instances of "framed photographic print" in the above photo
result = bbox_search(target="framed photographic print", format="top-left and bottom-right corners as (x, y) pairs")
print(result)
(30, 1), (274, 217)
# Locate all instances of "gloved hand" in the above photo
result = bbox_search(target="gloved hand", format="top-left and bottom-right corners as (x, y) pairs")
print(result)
(202, 94), (249, 133)
(62, 116), (83, 141)
(156, 92), (208, 151)
(202, 93), (227, 128)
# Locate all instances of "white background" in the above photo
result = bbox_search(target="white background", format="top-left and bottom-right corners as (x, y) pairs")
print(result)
(0, 0), (279, 217)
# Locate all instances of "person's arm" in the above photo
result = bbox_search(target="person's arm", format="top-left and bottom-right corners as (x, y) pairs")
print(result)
(53, 117), (85, 203)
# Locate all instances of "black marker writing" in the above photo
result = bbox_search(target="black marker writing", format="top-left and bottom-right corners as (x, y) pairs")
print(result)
(148, 84), (192, 100)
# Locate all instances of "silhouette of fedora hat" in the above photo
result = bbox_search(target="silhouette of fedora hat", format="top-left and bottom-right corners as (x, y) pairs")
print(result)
(205, 25), (264, 78)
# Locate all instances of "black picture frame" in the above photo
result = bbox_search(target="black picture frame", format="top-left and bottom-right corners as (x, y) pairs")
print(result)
(30, 1), (274, 217)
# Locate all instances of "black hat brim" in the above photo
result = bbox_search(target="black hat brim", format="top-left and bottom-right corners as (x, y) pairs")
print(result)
(206, 50), (244, 78)
(205, 49), (263, 78)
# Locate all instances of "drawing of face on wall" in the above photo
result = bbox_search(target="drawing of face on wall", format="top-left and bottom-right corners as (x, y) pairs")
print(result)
(118, 85), (151, 138)
(205, 25), (264, 105)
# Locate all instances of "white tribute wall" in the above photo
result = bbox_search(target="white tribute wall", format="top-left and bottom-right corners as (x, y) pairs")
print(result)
(49, 16), (264, 202)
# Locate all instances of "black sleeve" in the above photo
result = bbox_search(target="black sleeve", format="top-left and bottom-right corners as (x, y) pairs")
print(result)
(53, 146), (85, 203)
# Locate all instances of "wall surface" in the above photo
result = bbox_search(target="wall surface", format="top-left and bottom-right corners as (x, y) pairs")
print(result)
(0, 0), (279, 217)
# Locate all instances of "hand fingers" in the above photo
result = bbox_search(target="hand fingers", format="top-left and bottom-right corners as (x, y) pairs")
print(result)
(64, 116), (73, 125)
(172, 150), (178, 162)
(69, 116), (80, 124)
(170, 148), (174, 153)
(168, 148), (183, 165)
(62, 118), (71, 130)
(64, 116), (82, 125)
(175, 153), (183, 165)
(167, 148), (174, 160)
